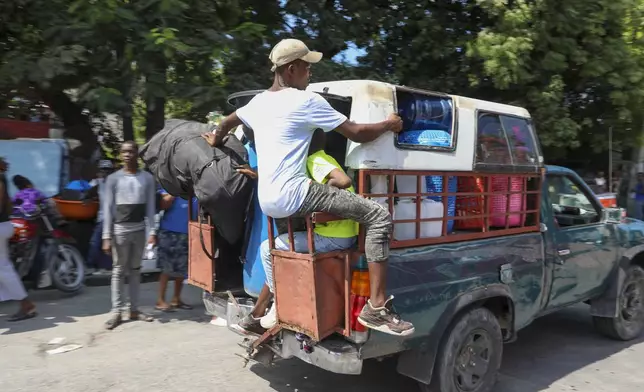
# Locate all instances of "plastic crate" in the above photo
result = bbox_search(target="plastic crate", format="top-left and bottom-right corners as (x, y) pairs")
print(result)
(425, 175), (457, 233)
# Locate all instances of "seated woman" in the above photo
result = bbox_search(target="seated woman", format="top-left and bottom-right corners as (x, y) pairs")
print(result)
(237, 129), (359, 333)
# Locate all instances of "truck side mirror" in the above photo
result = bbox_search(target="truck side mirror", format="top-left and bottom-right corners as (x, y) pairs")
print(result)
(559, 205), (581, 216)
(603, 207), (626, 224)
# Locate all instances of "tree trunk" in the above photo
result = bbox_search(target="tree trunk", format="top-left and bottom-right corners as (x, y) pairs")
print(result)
(145, 58), (167, 141)
(122, 100), (134, 141)
(38, 89), (97, 160)
(116, 41), (134, 142)
(145, 95), (165, 141)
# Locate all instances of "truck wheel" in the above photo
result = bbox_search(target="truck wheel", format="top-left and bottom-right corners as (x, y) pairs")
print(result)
(593, 266), (644, 341)
(422, 307), (503, 392)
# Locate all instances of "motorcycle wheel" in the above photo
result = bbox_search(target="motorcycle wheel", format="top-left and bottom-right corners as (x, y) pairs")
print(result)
(49, 242), (85, 293)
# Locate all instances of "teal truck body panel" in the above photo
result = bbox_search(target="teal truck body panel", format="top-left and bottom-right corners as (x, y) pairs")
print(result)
(246, 165), (644, 386)
(357, 165), (644, 384)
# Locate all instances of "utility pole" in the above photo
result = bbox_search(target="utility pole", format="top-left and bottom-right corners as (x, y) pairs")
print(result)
(609, 126), (613, 193)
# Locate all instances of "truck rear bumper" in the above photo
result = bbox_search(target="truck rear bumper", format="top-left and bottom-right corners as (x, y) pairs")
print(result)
(235, 329), (364, 375)
(220, 294), (363, 376)
(272, 331), (363, 375)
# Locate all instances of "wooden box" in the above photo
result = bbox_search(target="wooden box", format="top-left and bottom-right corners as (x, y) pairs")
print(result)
(187, 201), (216, 293)
(268, 214), (352, 342)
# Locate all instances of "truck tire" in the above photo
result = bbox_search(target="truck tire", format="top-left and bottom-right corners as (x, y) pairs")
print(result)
(421, 307), (503, 392)
(593, 265), (644, 341)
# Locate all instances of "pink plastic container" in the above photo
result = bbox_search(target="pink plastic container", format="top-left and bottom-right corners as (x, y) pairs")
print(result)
(490, 176), (526, 227)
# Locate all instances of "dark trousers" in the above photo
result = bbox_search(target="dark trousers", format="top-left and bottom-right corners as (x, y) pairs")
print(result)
(87, 223), (112, 269)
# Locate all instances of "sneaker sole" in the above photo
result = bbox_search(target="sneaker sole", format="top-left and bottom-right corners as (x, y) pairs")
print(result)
(357, 316), (415, 337)
(229, 323), (263, 337)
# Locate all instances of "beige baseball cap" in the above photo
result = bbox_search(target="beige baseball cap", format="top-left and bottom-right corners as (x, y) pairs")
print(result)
(269, 39), (323, 72)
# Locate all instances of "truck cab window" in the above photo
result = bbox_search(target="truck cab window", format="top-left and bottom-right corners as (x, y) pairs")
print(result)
(547, 175), (600, 227)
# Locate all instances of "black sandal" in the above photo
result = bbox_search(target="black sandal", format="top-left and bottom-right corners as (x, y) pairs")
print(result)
(105, 314), (122, 330)
(8, 309), (36, 322)
(154, 305), (175, 313)
(171, 303), (193, 310)
(130, 311), (154, 322)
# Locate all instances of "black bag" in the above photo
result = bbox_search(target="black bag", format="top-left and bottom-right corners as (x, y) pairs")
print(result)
(141, 119), (253, 245)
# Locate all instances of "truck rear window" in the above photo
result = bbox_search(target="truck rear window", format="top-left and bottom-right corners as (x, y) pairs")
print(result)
(395, 91), (455, 151)
(476, 113), (541, 169)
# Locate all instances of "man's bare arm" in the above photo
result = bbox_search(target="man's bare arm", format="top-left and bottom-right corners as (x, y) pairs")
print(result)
(326, 168), (352, 189)
(213, 112), (244, 146)
(335, 113), (403, 143)
(159, 193), (175, 210)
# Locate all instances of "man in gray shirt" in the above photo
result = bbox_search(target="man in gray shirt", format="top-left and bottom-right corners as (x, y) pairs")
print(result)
(102, 141), (157, 330)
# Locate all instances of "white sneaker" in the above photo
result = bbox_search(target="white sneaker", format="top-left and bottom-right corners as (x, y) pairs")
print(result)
(209, 316), (227, 327)
(260, 303), (277, 329)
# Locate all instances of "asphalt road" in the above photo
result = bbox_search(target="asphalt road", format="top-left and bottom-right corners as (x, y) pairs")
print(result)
(1, 281), (642, 392)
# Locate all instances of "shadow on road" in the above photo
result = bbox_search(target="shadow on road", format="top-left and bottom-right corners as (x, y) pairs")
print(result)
(249, 305), (643, 392)
(0, 288), (106, 336)
(0, 279), (208, 336)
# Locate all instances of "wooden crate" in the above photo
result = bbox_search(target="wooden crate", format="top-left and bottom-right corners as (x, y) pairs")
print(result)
(187, 201), (216, 293)
(268, 214), (352, 342)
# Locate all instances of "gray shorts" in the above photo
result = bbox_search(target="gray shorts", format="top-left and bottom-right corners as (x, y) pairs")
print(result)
(294, 182), (392, 263)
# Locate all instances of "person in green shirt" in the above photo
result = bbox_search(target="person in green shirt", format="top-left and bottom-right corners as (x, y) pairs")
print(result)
(238, 129), (359, 333)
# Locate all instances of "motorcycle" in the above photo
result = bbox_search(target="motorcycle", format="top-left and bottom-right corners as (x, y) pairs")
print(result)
(10, 199), (86, 293)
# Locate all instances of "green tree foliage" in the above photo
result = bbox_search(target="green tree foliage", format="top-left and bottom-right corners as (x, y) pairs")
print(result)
(353, 0), (644, 160)
(470, 0), (644, 158)
(0, 0), (247, 155)
(3, 0), (644, 165)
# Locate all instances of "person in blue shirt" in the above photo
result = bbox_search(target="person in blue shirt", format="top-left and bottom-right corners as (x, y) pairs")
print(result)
(155, 189), (197, 311)
(634, 173), (644, 220)
(85, 160), (114, 274)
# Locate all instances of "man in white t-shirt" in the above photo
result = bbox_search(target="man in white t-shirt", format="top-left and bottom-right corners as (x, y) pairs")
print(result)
(594, 171), (607, 193)
(207, 39), (414, 337)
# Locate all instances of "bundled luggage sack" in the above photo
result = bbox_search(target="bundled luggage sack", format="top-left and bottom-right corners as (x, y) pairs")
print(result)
(140, 119), (253, 245)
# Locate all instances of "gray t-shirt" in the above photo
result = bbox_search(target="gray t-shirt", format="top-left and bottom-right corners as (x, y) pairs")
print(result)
(102, 169), (156, 239)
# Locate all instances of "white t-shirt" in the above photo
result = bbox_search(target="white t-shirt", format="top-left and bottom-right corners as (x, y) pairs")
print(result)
(235, 88), (347, 218)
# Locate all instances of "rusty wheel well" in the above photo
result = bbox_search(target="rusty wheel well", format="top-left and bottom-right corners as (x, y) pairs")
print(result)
(478, 296), (514, 340)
